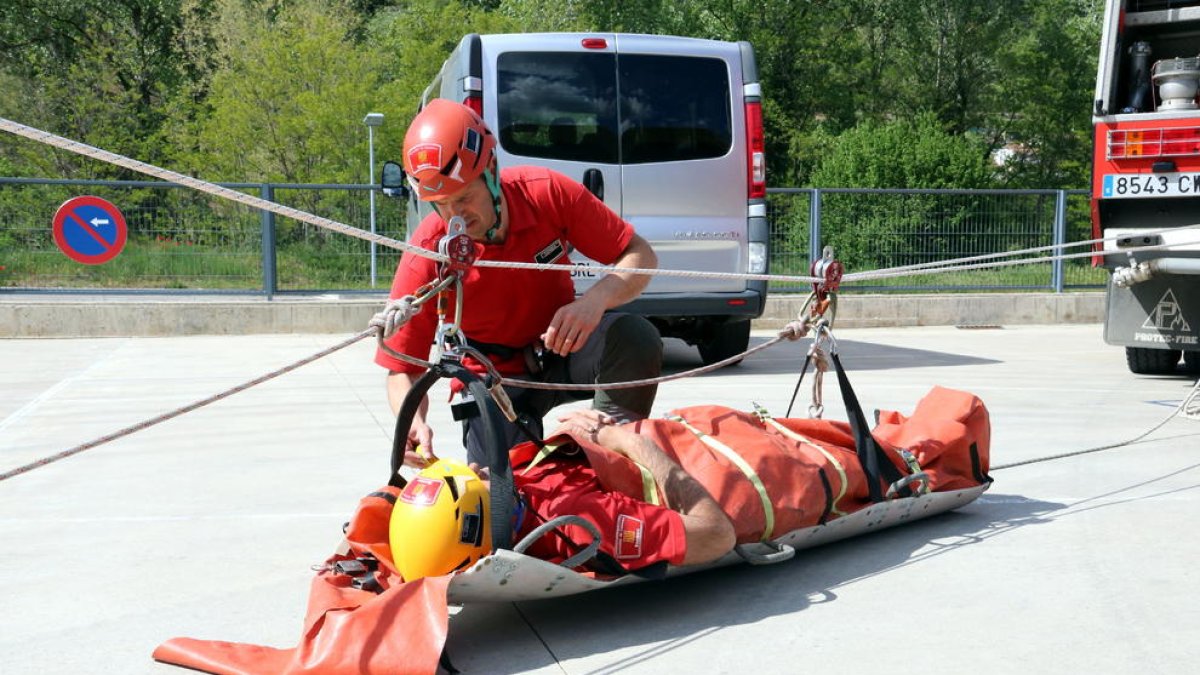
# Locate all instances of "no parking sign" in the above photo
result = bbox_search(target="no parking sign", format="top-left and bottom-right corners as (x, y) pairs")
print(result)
(52, 196), (127, 265)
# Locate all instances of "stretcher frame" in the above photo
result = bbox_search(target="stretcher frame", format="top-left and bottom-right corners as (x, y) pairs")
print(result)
(447, 482), (989, 603)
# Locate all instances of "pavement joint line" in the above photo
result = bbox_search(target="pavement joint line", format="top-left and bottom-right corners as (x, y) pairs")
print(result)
(0, 338), (129, 433)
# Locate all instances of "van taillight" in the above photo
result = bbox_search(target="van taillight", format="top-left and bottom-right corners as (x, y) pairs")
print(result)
(582, 38), (607, 49)
(463, 95), (483, 117)
(745, 100), (766, 199)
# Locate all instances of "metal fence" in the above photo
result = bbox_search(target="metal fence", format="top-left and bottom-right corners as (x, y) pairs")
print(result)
(0, 178), (1104, 294)
(765, 188), (1104, 293)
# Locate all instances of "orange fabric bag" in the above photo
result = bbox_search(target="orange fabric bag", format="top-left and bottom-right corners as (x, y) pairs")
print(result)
(566, 386), (991, 543)
(153, 488), (452, 675)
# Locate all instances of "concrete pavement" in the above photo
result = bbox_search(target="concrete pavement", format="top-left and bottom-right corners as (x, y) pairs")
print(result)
(1, 324), (1198, 674)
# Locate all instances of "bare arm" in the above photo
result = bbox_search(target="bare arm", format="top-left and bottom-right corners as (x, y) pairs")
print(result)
(543, 234), (658, 356)
(556, 410), (735, 566)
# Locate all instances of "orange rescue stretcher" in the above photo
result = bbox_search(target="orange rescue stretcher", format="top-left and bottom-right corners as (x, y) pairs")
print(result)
(154, 346), (992, 675)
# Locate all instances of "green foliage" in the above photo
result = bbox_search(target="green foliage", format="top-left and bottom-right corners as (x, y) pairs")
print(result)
(807, 113), (1001, 271)
(810, 113), (996, 190)
(181, 0), (393, 185)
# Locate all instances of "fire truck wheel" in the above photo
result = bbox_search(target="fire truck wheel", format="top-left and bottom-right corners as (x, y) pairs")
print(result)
(1125, 346), (1181, 375)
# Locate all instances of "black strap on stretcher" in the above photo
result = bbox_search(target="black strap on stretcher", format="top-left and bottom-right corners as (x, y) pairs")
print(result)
(389, 361), (515, 551)
(829, 352), (909, 502)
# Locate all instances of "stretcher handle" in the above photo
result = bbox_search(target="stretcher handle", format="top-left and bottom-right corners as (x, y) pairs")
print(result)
(885, 471), (930, 500)
(514, 515), (601, 571)
(734, 540), (796, 566)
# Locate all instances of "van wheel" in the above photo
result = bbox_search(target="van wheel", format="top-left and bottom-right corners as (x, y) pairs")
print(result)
(1184, 350), (1200, 374)
(698, 320), (751, 366)
(1126, 346), (1181, 375)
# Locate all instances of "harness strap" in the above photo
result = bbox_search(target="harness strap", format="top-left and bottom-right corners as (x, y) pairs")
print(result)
(667, 414), (776, 542)
(829, 353), (907, 502)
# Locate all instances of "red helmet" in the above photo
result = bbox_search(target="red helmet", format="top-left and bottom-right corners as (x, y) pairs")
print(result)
(402, 99), (497, 201)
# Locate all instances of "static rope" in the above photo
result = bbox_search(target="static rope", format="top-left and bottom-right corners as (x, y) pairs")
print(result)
(992, 377), (1200, 471)
(842, 223), (1200, 283)
(0, 329), (377, 483)
(499, 324), (807, 392)
(8, 115), (1200, 287)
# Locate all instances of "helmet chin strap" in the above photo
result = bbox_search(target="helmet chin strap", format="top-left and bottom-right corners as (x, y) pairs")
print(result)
(483, 167), (502, 242)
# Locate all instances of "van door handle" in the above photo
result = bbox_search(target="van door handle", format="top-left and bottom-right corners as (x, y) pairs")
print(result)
(582, 169), (604, 201)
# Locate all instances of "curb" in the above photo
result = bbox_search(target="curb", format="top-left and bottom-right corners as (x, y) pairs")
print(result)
(0, 291), (1106, 338)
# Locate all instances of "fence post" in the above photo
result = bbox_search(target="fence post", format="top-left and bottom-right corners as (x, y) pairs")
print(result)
(260, 184), (276, 300)
(1052, 189), (1067, 293)
(808, 188), (822, 265)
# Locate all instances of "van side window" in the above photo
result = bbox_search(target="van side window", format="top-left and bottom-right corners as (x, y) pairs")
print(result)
(497, 52), (619, 163)
(618, 55), (732, 164)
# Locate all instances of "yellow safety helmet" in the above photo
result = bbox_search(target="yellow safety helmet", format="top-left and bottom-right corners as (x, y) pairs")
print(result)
(389, 459), (492, 581)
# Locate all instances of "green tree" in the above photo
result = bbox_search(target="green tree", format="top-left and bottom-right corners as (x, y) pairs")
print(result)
(0, 0), (216, 177)
(185, 0), (392, 185)
(990, 0), (1100, 188)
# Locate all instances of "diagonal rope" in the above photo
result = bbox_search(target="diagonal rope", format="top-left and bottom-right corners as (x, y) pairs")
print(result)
(0, 329), (377, 483)
(0, 118), (447, 263)
(992, 377), (1200, 471)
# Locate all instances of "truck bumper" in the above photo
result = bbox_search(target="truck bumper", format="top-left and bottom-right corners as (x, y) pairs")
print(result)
(1105, 271), (1200, 350)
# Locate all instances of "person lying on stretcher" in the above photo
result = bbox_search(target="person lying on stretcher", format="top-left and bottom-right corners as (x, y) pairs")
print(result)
(389, 409), (737, 580)
(389, 386), (991, 581)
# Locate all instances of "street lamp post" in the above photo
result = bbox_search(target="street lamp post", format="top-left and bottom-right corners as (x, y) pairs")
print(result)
(363, 112), (384, 287)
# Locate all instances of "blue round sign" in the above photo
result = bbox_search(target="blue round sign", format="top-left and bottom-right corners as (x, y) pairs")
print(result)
(52, 196), (127, 264)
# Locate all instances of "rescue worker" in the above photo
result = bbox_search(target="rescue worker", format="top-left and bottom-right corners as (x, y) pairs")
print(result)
(375, 99), (662, 468)
(391, 409), (737, 580)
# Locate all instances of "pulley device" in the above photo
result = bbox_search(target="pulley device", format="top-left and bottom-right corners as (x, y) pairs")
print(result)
(785, 249), (925, 503)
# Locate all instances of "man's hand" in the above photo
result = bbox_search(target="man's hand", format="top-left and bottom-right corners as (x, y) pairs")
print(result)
(402, 423), (438, 468)
(542, 294), (607, 356)
(555, 409), (618, 443)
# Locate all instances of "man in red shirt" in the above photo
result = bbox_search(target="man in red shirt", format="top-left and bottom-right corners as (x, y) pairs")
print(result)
(376, 100), (662, 467)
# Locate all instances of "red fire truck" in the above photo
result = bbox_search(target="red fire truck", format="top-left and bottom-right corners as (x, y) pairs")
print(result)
(1093, 0), (1200, 374)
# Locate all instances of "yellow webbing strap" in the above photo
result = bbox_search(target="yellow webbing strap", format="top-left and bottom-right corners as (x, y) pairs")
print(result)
(760, 417), (850, 517)
(520, 443), (562, 476)
(667, 414), (775, 541)
(521, 442), (660, 505)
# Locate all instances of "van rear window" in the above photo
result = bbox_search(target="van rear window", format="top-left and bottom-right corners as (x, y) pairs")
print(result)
(618, 55), (732, 164)
(496, 52), (732, 165)
(497, 52), (619, 163)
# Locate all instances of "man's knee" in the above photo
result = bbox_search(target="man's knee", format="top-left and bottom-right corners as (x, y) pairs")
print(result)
(603, 314), (662, 375)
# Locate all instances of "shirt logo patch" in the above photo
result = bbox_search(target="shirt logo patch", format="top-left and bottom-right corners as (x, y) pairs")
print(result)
(407, 143), (443, 173)
(615, 514), (644, 560)
(534, 239), (566, 265)
(399, 476), (443, 507)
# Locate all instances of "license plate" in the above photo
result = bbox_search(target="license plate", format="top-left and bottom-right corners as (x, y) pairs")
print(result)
(1102, 172), (1200, 199)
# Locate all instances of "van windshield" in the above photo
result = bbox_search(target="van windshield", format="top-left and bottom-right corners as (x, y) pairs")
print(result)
(496, 52), (732, 165)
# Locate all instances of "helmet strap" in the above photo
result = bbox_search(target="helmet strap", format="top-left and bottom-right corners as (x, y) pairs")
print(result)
(483, 167), (502, 242)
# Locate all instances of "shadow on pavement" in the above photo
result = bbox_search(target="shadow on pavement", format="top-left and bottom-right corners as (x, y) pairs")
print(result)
(663, 337), (999, 377)
(443, 492), (1061, 674)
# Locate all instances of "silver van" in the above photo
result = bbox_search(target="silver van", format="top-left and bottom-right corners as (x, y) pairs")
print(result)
(409, 32), (769, 364)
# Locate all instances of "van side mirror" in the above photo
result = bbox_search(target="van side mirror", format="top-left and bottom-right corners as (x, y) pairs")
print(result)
(380, 160), (409, 199)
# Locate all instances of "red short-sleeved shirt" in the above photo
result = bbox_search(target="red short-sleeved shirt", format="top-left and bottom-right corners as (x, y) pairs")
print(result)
(375, 166), (636, 376)
(512, 452), (687, 570)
